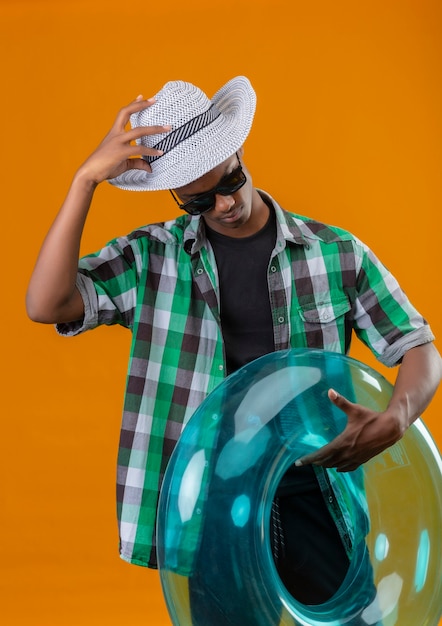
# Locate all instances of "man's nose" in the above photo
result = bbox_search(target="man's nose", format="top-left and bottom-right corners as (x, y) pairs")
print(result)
(214, 193), (235, 213)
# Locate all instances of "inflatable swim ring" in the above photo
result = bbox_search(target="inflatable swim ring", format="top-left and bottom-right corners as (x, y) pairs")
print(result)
(157, 349), (442, 625)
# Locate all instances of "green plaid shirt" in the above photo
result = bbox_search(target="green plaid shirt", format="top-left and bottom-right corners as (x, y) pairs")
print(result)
(57, 191), (433, 568)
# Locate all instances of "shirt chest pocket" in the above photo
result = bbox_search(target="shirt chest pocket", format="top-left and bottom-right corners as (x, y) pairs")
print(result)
(296, 297), (352, 352)
(298, 298), (351, 324)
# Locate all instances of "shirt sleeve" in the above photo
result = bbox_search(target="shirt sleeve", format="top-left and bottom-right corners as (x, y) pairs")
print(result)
(351, 239), (435, 367)
(56, 235), (140, 337)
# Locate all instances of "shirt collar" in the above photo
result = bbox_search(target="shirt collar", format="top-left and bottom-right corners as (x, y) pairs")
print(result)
(182, 189), (311, 255)
(258, 190), (311, 248)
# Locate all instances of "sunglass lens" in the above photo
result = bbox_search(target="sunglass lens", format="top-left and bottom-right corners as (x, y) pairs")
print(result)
(218, 167), (245, 194)
(186, 196), (216, 215)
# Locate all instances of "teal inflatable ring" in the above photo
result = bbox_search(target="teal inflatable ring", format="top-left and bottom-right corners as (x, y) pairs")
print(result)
(157, 349), (442, 625)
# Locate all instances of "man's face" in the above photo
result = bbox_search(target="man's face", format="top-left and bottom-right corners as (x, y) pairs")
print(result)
(172, 149), (257, 237)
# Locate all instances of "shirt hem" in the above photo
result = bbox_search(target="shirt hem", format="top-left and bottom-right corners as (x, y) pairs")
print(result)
(119, 552), (157, 569)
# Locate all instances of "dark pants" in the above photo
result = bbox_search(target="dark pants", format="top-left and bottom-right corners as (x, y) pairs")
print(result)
(270, 466), (350, 605)
(272, 492), (349, 604)
(188, 466), (368, 625)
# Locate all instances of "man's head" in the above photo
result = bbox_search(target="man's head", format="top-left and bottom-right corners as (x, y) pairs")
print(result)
(109, 76), (256, 192)
(170, 147), (269, 238)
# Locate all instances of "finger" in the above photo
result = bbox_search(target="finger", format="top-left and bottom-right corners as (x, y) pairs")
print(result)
(125, 157), (153, 173)
(113, 96), (157, 131)
(128, 95), (156, 109)
(295, 448), (335, 467)
(334, 440), (389, 472)
(106, 156), (154, 180)
(116, 145), (163, 168)
(328, 388), (355, 413)
(295, 432), (351, 468)
(336, 456), (367, 472)
(336, 463), (362, 474)
(125, 124), (172, 143)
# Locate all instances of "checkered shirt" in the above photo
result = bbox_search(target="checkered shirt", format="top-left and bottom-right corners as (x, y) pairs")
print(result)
(57, 191), (434, 568)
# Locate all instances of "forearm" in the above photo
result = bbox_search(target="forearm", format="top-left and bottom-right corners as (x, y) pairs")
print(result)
(26, 96), (174, 324)
(26, 170), (97, 323)
(296, 341), (441, 471)
(385, 342), (442, 432)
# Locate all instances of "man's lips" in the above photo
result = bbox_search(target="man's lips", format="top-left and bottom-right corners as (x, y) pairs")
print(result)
(219, 206), (242, 222)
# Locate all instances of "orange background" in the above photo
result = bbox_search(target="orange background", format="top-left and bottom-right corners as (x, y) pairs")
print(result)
(1, 0), (441, 624)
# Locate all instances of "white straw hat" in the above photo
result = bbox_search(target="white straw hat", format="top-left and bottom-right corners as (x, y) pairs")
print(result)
(108, 76), (256, 191)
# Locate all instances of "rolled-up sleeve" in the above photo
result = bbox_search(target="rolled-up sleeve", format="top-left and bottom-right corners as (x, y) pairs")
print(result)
(352, 240), (435, 366)
(379, 326), (435, 366)
(56, 273), (100, 337)
(56, 235), (140, 337)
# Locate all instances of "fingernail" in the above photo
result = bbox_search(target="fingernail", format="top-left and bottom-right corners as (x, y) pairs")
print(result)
(295, 460), (303, 467)
(135, 94), (144, 101)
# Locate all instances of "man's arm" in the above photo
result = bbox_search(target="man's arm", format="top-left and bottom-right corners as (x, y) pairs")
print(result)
(26, 96), (170, 324)
(295, 342), (442, 472)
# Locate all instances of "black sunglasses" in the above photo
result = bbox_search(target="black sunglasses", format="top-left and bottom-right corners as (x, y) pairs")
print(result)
(169, 154), (246, 216)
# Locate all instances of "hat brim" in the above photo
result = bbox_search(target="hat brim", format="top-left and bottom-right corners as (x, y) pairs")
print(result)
(108, 76), (256, 192)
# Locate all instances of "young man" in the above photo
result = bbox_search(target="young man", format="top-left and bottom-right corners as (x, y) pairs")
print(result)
(27, 77), (441, 618)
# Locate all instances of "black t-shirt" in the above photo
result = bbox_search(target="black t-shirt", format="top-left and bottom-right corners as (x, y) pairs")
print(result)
(206, 209), (277, 375)
(206, 208), (320, 495)
(199, 209), (348, 603)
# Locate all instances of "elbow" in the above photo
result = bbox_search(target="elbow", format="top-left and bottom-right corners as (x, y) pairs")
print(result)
(25, 293), (55, 324)
(435, 346), (442, 383)
(26, 285), (84, 325)
(25, 288), (62, 324)
(424, 342), (442, 382)
(411, 342), (442, 386)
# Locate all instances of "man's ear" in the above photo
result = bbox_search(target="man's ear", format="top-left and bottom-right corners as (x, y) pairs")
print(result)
(237, 145), (244, 158)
